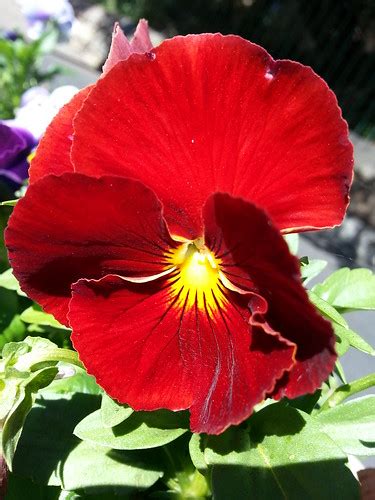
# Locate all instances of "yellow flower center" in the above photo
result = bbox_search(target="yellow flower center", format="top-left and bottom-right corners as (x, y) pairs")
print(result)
(168, 238), (226, 312)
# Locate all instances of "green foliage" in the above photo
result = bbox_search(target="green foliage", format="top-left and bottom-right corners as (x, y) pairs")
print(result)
(0, 337), (82, 470)
(11, 393), (164, 494)
(0, 30), (60, 119)
(313, 267), (375, 312)
(0, 269), (25, 295)
(20, 304), (68, 330)
(74, 408), (189, 450)
(307, 266), (375, 360)
(315, 396), (375, 456)
(300, 256), (327, 284)
(100, 393), (133, 427)
(204, 403), (360, 500)
(284, 233), (299, 254)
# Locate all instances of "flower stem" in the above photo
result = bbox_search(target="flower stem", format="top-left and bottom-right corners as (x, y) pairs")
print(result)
(319, 373), (375, 411)
(15, 348), (83, 372)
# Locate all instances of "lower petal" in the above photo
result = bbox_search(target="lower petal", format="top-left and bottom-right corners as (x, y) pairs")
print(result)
(203, 193), (336, 399)
(69, 274), (295, 434)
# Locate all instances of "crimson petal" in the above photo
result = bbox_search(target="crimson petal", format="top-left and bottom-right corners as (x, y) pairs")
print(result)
(69, 274), (295, 434)
(29, 21), (153, 184)
(203, 193), (336, 398)
(6, 174), (174, 324)
(72, 34), (353, 238)
(28, 86), (92, 184)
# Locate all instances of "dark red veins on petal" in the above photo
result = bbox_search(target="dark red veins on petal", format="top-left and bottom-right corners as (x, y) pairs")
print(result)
(203, 193), (336, 398)
(69, 274), (295, 435)
(6, 174), (175, 325)
(72, 33), (353, 238)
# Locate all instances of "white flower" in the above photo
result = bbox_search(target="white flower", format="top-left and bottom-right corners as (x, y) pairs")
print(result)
(17, 0), (75, 40)
(5, 85), (78, 140)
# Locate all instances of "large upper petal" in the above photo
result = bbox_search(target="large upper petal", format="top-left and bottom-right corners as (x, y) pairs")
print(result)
(72, 34), (353, 238)
(69, 274), (295, 434)
(5, 174), (174, 324)
(203, 193), (336, 398)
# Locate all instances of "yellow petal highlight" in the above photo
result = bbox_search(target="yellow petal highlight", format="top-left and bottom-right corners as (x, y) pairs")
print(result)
(168, 239), (226, 312)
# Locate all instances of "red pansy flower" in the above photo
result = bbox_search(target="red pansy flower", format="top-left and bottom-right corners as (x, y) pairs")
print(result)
(5, 30), (353, 434)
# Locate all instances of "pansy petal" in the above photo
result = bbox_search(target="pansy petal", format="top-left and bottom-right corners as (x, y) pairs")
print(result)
(72, 34), (352, 238)
(6, 174), (174, 324)
(103, 20), (153, 74)
(203, 193), (336, 398)
(28, 86), (92, 184)
(70, 274), (295, 434)
(0, 123), (34, 169)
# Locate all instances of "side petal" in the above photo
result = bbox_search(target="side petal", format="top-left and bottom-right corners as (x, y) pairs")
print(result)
(28, 86), (92, 184)
(72, 34), (352, 238)
(103, 20), (153, 74)
(5, 174), (174, 324)
(69, 274), (295, 435)
(203, 193), (336, 398)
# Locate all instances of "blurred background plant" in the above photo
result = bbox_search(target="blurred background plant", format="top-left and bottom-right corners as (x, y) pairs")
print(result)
(0, 29), (60, 119)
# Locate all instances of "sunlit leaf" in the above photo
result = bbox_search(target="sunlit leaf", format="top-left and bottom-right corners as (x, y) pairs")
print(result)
(315, 396), (375, 456)
(101, 393), (133, 428)
(312, 268), (375, 311)
(205, 403), (359, 500)
(74, 408), (188, 450)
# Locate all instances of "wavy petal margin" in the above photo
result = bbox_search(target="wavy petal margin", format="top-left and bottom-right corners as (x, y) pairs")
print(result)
(6, 174), (174, 324)
(72, 33), (353, 237)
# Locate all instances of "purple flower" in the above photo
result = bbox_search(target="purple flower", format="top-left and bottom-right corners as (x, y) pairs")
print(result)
(17, 0), (75, 40)
(0, 123), (36, 187)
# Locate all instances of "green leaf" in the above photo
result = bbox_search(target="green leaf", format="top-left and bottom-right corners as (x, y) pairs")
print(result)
(333, 324), (351, 357)
(0, 316), (27, 349)
(42, 367), (102, 396)
(0, 199), (18, 207)
(61, 441), (163, 493)
(74, 408), (188, 450)
(189, 434), (209, 474)
(0, 268), (25, 295)
(286, 390), (322, 414)
(312, 267), (375, 311)
(205, 403), (359, 500)
(2, 366), (58, 469)
(20, 305), (68, 330)
(0, 378), (19, 420)
(334, 359), (347, 384)
(315, 395), (375, 456)
(6, 472), (61, 500)
(300, 257), (327, 284)
(334, 323), (375, 356)
(308, 291), (348, 327)
(284, 234), (299, 254)
(100, 393), (133, 428)
(12, 392), (100, 486)
(0, 288), (19, 331)
(12, 393), (163, 493)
